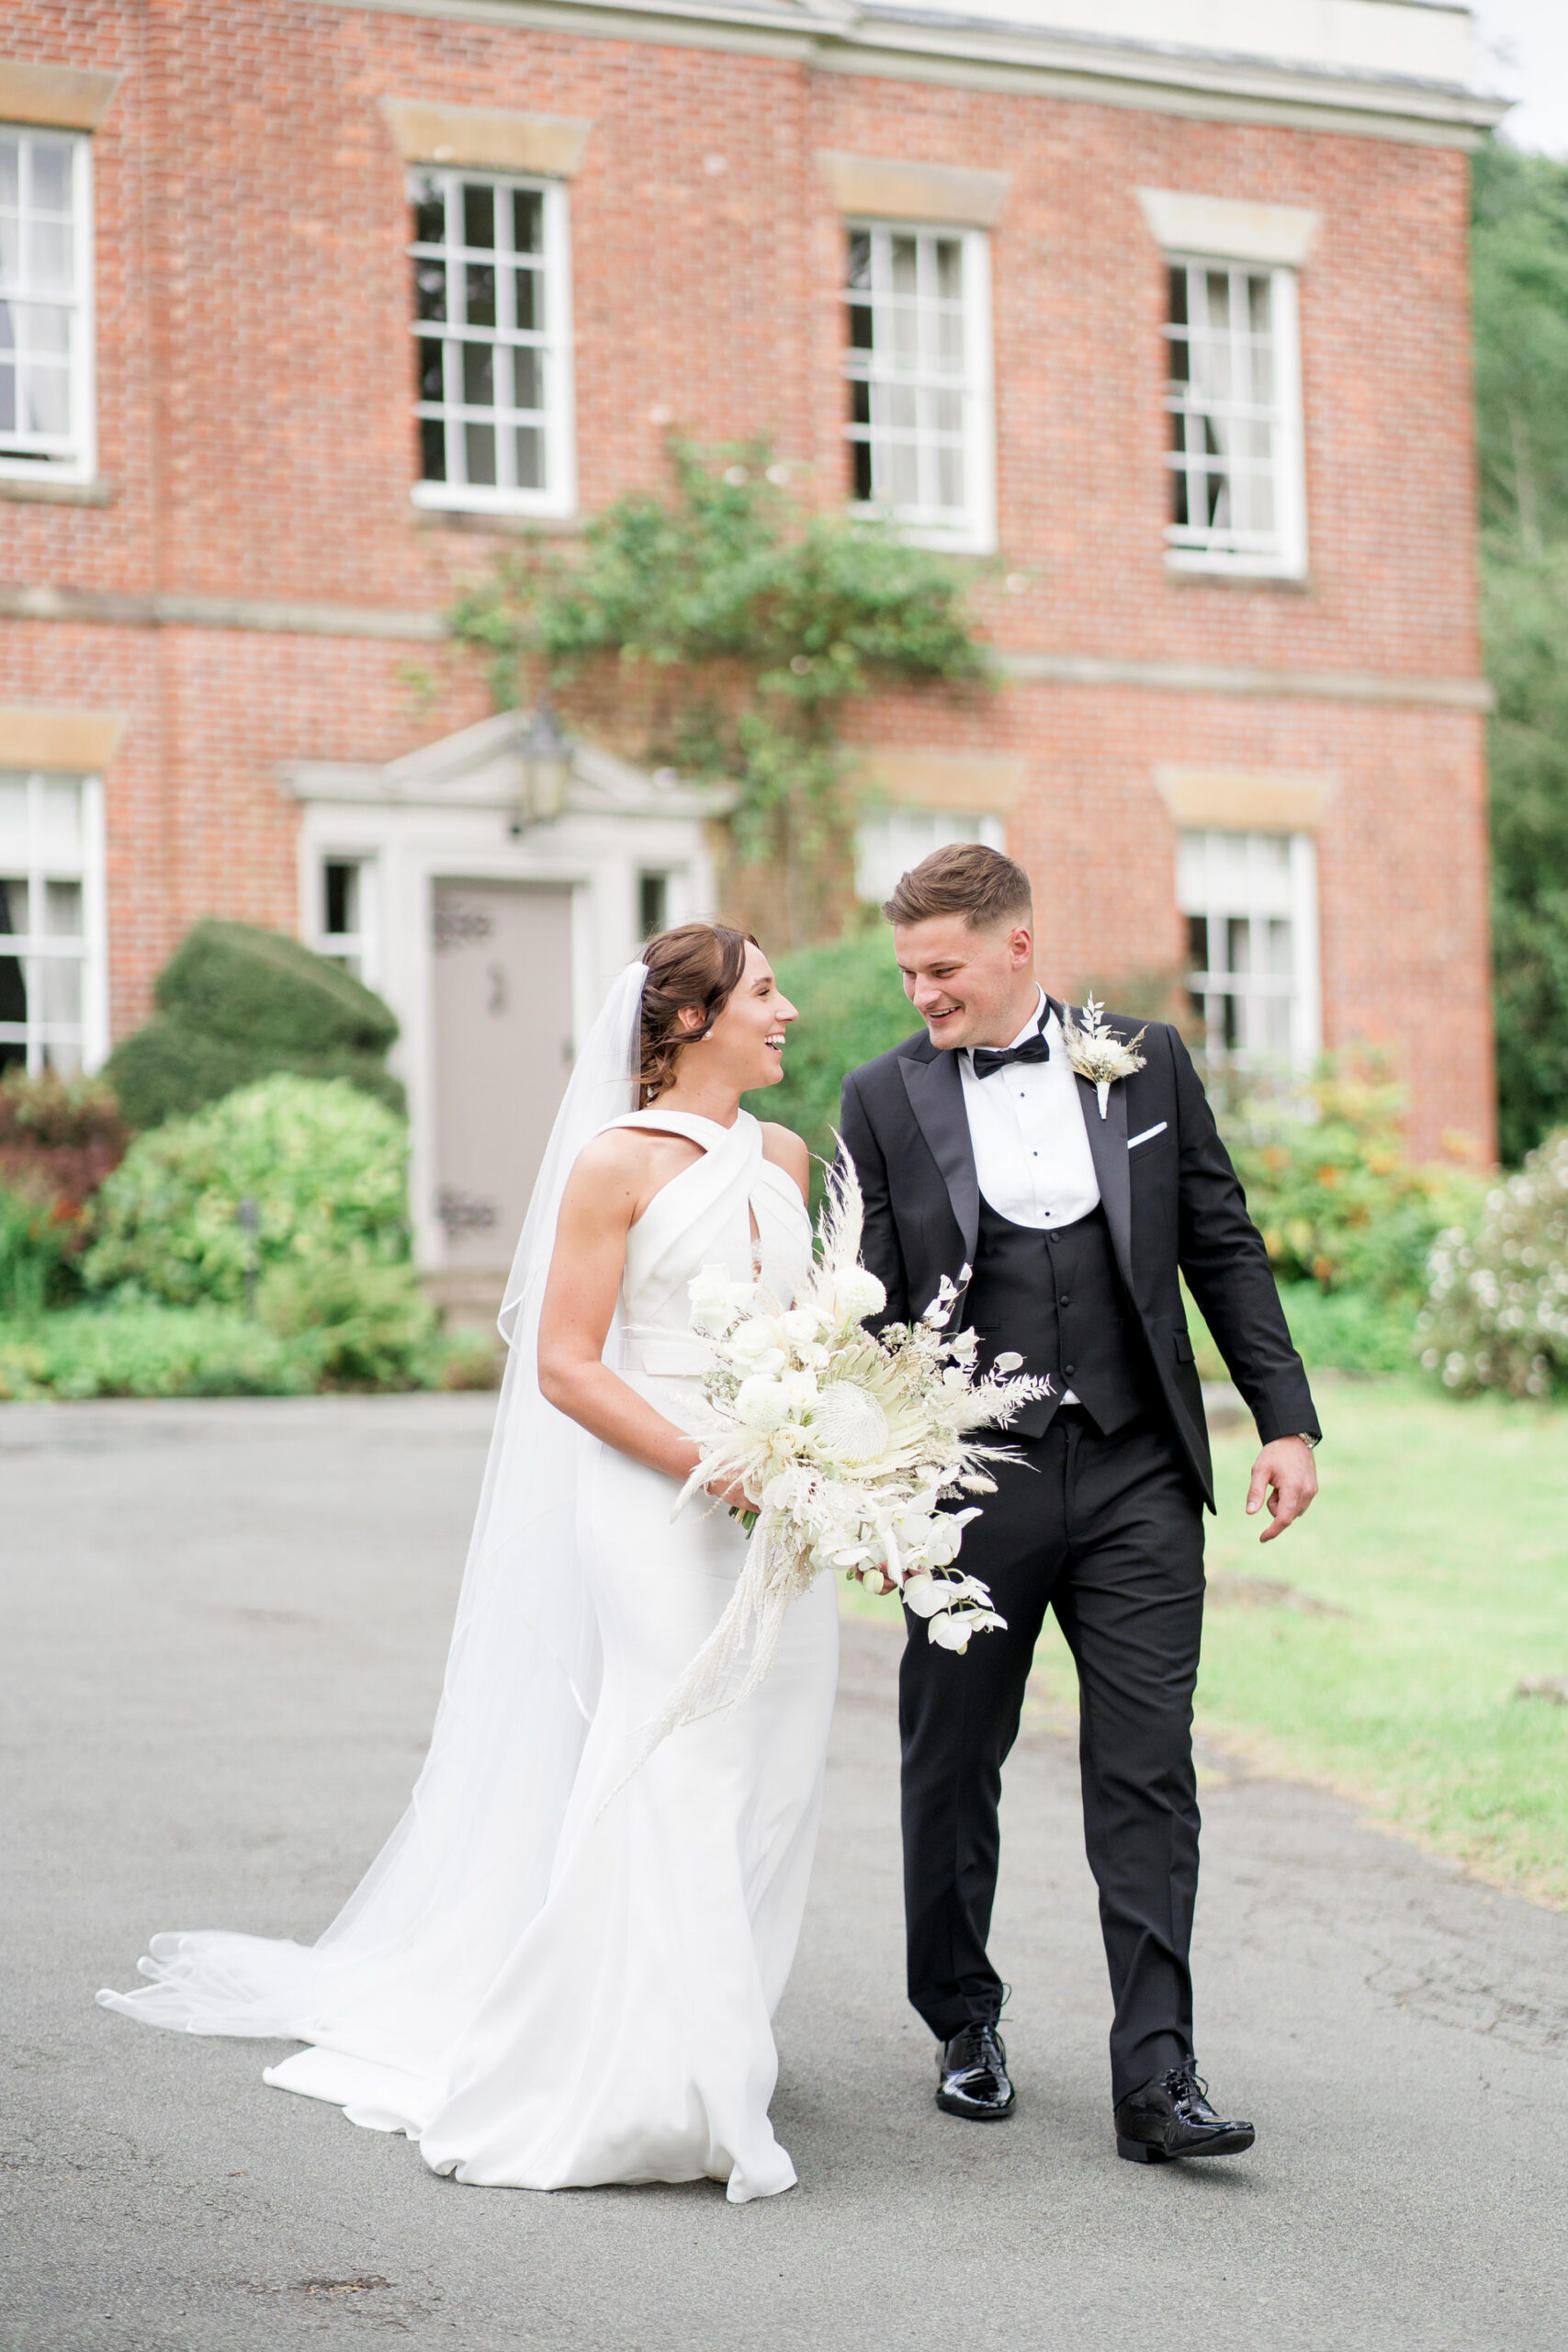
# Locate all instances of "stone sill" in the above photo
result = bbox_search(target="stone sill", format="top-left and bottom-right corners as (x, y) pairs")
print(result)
(0, 475), (114, 508)
(1166, 560), (1314, 594)
(409, 503), (582, 540)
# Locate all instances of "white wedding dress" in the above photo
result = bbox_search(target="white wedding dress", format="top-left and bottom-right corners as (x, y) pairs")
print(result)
(99, 970), (840, 2204)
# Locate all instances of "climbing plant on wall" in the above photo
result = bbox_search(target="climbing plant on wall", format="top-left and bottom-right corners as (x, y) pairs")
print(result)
(446, 438), (992, 942)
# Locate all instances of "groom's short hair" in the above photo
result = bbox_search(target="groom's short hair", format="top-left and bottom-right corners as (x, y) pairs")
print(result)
(882, 842), (1033, 931)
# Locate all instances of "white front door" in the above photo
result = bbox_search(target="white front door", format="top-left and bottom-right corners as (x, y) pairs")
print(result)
(431, 879), (576, 1269)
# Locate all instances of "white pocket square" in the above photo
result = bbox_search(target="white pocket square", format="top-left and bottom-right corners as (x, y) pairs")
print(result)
(1127, 1122), (1168, 1151)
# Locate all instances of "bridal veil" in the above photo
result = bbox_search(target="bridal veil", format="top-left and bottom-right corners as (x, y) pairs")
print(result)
(98, 962), (651, 2072)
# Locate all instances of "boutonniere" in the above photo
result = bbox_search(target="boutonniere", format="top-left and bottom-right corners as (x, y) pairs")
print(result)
(1061, 997), (1147, 1120)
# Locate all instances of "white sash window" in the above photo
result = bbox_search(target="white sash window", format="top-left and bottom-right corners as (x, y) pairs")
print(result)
(1163, 260), (1305, 579)
(0, 125), (95, 484)
(855, 808), (1005, 906)
(408, 168), (575, 518)
(843, 223), (995, 553)
(1179, 828), (1320, 1068)
(0, 771), (108, 1075)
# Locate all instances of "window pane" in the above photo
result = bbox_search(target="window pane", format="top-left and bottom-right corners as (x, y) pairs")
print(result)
(849, 379), (870, 427)
(28, 220), (72, 292)
(30, 140), (73, 215)
(0, 220), (16, 286)
(890, 237), (917, 296)
(934, 241), (962, 300)
(0, 956), (25, 1023)
(0, 363), (13, 433)
(512, 267), (538, 333)
(464, 264), (496, 328)
(0, 876), (24, 933)
(512, 189), (542, 254)
(324, 861), (358, 936)
(852, 437), (873, 501)
(512, 425), (543, 488)
(414, 261), (446, 322)
(44, 880), (82, 937)
(465, 421), (496, 485)
(412, 174), (445, 246)
(0, 138), (17, 210)
(1186, 914), (1208, 971)
(417, 337), (444, 401)
(0, 779), (25, 858)
(1225, 915), (1251, 976)
(512, 346), (541, 411)
(462, 341), (494, 406)
(420, 414), (446, 481)
(39, 956), (81, 1026)
(462, 184), (494, 250)
(1266, 916), (1293, 975)
(847, 232), (872, 290)
(847, 299), (873, 353)
(39, 779), (81, 863)
(638, 872), (669, 940)
(936, 443), (963, 511)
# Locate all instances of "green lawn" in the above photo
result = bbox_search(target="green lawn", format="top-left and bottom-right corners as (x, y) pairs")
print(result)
(846, 1381), (1568, 1907)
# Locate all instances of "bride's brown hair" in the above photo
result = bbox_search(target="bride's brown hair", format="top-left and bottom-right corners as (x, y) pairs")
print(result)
(638, 922), (760, 1105)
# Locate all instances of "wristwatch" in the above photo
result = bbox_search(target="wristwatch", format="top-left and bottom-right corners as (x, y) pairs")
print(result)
(1293, 1431), (1320, 1449)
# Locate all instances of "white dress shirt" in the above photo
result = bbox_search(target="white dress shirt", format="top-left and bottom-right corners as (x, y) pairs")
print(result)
(959, 987), (1101, 1229)
(959, 988), (1100, 1407)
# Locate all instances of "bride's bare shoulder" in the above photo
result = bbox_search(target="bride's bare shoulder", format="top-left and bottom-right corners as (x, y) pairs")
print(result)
(566, 1123), (703, 1218)
(759, 1121), (810, 1205)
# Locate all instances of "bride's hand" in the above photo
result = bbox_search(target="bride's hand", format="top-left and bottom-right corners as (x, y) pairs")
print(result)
(705, 1472), (753, 1510)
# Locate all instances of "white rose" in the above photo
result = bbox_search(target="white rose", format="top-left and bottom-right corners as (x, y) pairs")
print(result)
(728, 1316), (782, 1362)
(831, 1266), (887, 1325)
(781, 1307), (820, 1346)
(779, 1369), (819, 1415)
(688, 1264), (745, 1335)
(735, 1375), (794, 1432)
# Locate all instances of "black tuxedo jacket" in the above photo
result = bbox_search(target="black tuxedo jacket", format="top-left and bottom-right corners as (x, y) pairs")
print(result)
(837, 1001), (1319, 1510)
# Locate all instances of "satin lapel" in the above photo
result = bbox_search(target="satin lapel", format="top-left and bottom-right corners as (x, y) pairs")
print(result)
(1074, 1051), (1133, 1286)
(898, 1043), (979, 1269)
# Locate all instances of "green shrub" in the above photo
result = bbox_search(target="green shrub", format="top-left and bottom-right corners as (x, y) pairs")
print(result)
(0, 1179), (79, 1317)
(105, 919), (403, 1128)
(741, 930), (921, 1196)
(257, 1260), (440, 1390)
(1222, 1055), (1485, 1306)
(1419, 1127), (1568, 1397)
(0, 1303), (317, 1400)
(85, 1073), (412, 1307)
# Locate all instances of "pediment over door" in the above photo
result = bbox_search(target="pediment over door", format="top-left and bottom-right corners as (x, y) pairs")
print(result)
(279, 710), (736, 820)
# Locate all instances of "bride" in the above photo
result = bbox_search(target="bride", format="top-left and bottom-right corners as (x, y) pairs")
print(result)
(99, 923), (840, 2203)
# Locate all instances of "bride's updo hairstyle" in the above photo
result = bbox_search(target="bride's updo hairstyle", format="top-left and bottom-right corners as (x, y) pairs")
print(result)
(637, 922), (760, 1105)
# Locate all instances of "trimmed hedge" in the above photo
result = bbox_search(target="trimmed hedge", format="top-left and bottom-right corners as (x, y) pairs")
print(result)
(105, 920), (403, 1128)
(85, 1072), (412, 1307)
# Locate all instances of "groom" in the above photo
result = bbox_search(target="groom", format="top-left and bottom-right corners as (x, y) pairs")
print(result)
(838, 842), (1320, 2164)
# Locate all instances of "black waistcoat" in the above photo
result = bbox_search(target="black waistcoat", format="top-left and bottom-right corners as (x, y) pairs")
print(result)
(965, 1195), (1152, 1440)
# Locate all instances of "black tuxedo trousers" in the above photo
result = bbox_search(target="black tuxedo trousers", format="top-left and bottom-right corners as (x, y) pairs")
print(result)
(901, 1407), (1204, 2103)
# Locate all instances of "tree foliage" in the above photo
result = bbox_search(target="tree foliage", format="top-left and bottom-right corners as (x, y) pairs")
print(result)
(447, 438), (990, 940)
(1472, 143), (1568, 1160)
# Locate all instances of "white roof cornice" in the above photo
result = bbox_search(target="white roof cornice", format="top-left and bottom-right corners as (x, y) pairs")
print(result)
(319, 0), (1508, 146)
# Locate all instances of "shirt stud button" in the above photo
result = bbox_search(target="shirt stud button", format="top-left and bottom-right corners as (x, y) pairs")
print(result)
(1059, 1294), (1069, 1306)
(1064, 1363), (1076, 1376)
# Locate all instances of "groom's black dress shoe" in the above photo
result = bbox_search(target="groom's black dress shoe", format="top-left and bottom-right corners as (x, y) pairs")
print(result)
(936, 2022), (1015, 2120)
(1113, 2064), (1255, 2164)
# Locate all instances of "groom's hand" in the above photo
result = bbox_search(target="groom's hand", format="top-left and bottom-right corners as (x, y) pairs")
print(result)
(1246, 1437), (1318, 1543)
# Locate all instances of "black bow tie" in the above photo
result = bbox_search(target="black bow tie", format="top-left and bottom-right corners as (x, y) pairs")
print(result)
(971, 1023), (1051, 1080)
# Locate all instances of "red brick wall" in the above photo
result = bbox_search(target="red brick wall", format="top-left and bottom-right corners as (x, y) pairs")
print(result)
(0, 1), (1494, 1156)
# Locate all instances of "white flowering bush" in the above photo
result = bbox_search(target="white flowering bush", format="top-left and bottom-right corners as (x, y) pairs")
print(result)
(1419, 1127), (1568, 1397)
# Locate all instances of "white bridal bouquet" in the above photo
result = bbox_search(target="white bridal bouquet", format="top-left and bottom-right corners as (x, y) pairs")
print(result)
(639, 1154), (1052, 1758)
